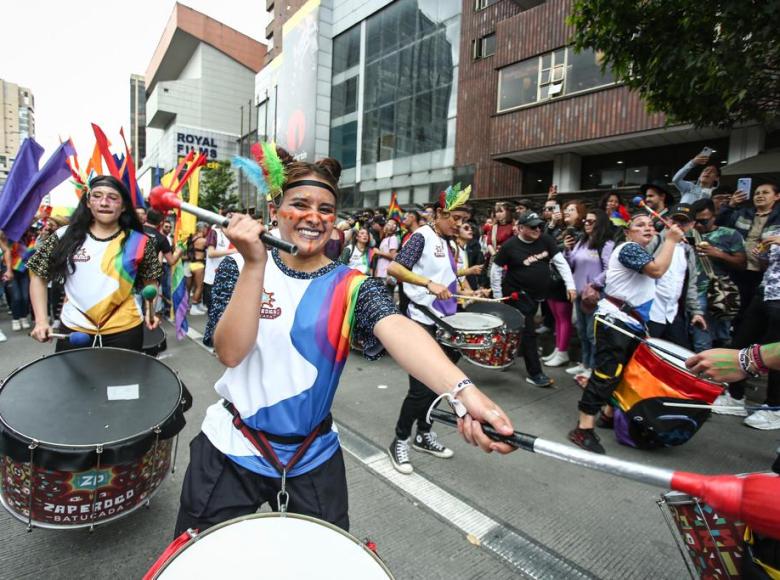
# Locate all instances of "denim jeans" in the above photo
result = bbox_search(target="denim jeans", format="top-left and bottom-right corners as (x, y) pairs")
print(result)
(690, 292), (732, 353)
(6, 270), (29, 320)
(574, 297), (597, 368)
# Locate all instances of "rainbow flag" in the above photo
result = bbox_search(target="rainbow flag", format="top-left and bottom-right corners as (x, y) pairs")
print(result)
(113, 230), (147, 285)
(170, 258), (189, 340)
(387, 192), (402, 223)
(10, 238), (36, 272)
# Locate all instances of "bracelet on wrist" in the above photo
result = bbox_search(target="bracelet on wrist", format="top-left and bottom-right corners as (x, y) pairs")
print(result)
(751, 344), (769, 375)
(739, 347), (761, 379)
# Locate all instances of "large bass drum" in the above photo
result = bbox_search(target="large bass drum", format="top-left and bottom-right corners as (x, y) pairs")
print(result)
(0, 348), (190, 529)
(145, 513), (394, 579)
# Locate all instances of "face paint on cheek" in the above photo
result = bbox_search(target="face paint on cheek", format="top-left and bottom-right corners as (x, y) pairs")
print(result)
(278, 208), (296, 220)
(323, 214), (336, 224)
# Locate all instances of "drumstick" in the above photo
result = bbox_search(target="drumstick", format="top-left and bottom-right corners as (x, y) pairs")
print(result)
(452, 294), (514, 303)
(429, 408), (780, 540)
(594, 315), (689, 364)
(149, 186), (298, 255)
(48, 332), (91, 347)
(663, 402), (780, 412)
(632, 196), (689, 245)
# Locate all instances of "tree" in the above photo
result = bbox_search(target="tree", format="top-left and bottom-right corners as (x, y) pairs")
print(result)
(198, 160), (240, 213)
(569, 1), (780, 127)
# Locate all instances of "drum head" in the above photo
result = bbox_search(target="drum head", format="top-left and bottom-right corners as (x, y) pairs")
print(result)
(155, 513), (393, 579)
(646, 338), (694, 372)
(0, 348), (182, 448)
(464, 302), (524, 331)
(440, 312), (503, 331)
(143, 325), (167, 350)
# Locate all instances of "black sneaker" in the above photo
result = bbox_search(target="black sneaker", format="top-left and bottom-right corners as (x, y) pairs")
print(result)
(596, 413), (614, 430)
(413, 431), (454, 458)
(568, 427), (606, 454)
(525, 373), (554, 388)
(388, 437), (413, 474)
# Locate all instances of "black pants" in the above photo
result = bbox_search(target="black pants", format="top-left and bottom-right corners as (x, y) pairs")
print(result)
(733, 269), (764, 334)
(55, 323), (144, 352)
(647, 309), (691, 350)
(174, 432), (349, 537)
(507, 295), (543, 378)
(394, 322), (460, 440)
(579, 317), (640, 415)
(728, 294), (780, 406)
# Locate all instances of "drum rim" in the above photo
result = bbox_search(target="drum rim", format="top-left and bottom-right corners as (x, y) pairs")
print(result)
(438, 312), (504, 331)
(0, 347), (184, 450)
(153, 512), (395, 579)
(643, 338), (723, 386)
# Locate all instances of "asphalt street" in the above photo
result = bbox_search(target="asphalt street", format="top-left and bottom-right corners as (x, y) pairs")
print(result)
(0, 312), (775, 579)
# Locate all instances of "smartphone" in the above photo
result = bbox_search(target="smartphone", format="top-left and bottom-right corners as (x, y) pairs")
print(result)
(553, 203), (560, 213)
(699, 146), (714, 157)
(737, 177), (752, 198)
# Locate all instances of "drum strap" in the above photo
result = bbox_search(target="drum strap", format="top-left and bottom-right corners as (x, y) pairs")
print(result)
(605, 295), (645, 325)
(222, 400), (332, 474)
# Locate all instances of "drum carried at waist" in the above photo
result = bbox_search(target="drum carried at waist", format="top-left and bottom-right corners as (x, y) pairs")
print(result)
(144, 513), (394, 579)
(434, 303), (523, 370)
(143, 325), (168, 357)
(0, 348), (190, 530)
(612, 338), (723, 449)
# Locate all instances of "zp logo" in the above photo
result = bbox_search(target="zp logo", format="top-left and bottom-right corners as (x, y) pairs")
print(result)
(71, 469), (113, 491)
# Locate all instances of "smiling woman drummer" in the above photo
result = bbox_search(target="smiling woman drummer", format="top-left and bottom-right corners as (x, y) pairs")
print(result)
(27, 175), (161, 351)
(175, 146), (515, 536)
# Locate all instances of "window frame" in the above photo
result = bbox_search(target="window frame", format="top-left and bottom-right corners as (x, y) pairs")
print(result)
(473, 32), (496, 60)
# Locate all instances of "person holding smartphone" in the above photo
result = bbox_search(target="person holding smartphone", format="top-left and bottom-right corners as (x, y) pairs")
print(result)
(672, 148), (722, 204)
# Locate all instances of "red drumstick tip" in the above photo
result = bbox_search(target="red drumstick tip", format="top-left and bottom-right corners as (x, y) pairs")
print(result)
(671, 471), (780, 539)
(510, 291), (520, 301)
(149, 186), (180, 212)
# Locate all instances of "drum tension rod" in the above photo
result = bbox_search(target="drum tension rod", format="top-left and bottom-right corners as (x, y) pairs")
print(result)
(26, 440), (39, 532)
(146, 426), (162, 508)
(89, 444), (104, 533)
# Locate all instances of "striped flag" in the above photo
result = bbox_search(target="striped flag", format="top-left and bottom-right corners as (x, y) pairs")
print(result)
(387, 192), (402, 223)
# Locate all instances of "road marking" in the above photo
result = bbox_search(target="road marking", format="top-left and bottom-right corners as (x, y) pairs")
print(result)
(186, 327), (214, 355)
(338, 422), (595, 580)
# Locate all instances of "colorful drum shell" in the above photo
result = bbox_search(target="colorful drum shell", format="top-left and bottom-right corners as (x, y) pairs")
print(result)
(0, 348), (188, 529)
(146, 513), (395, 579)
(462, 303), (523, 369)
(659, 491), (746, 579)
(435, 313), (504, 351)
(613, 339), (723, 449)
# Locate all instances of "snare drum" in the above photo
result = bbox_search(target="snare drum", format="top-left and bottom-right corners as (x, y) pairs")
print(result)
(612, 338), (723, 449)
(0, 348), (189, 529)
(143, 325), (168, 357)
(658, 491), (746, 579)
(434, 312), (504, 351)
(145, 513), (394, 579)
(462, 303), (524, 369)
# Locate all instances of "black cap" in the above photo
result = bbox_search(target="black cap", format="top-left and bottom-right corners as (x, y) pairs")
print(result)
(640, 180), (675, 206)
(669, 203), (693, 220)
(516, 210), (545, 227)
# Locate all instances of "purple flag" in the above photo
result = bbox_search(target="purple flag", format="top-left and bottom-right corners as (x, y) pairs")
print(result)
(0, 138), (44, 224)
(0, 140), (76, 241)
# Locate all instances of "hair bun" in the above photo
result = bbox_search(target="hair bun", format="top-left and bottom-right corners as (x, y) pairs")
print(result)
(275, 145), (295, 166)
(316, 157), (342, 183)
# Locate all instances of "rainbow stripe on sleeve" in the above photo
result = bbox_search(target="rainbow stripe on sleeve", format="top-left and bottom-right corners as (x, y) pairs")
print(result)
(11, 239), (36, 272)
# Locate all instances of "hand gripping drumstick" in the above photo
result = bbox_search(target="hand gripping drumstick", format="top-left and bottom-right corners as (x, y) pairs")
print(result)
(451, 292), (519, 303)
(149, 186), (298, 256)
(47, 331), (91, 347)
(429, 409), (780, 540)
(632, 196), (674, 229)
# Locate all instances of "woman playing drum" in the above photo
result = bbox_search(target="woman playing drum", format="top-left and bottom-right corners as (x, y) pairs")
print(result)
(175, 148), (514, 536)
(27, 175), (161, 351)
(569, 212), (684, 454)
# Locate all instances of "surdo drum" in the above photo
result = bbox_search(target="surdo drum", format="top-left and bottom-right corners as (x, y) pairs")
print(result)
(0, 348), (189, 530)
(145, 513), (394, 579)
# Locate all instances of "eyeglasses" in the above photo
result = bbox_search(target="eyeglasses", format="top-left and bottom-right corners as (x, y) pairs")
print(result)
(544, 206), (556, 211)
(524, 224), (543, 230)
(89, 191), (122, 204)
(583, 219), (596, 225)
(694, 218), (712, 226)
(461, 225), (473, 231)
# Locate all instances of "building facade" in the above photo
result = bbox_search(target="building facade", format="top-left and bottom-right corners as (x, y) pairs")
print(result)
(257, 0), (462, 209)
(130, 74), (146, 170)
(0, 80), (35, 191)
(457, 0), (775, 203)
(139, 3), (266, 198)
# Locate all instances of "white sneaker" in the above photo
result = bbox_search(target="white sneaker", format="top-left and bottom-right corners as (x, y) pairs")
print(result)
(11, 320), (21, 331)
(189, 304), (206, 316)
(544, 350), (570, 367)
(542, 349), (559, 362)
(566, 363), (586, 375)
(21, 319), (30, 329)
(0, 329), (7, 342)
(711, 393), (747, 417)
(744, 408), (780, 430)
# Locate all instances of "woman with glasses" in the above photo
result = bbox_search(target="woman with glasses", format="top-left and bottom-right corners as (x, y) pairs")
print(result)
(564, 209), (614, 385)
(454, 222), (486, 299)
(28, 175), (162, 351)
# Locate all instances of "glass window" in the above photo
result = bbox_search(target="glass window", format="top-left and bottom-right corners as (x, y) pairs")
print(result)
(394, 97), (414, 158)
(330, 121), (357, 170)
(333, 25), (360, 75)
(398, 0), (416, 47)
(498, 59), (539, 111)
(362, 109), (379, 165)
(378, 105), (395, 161)
(380, 0), (401, 54)
(482, 33), (496, 58)
(378, 52), (399, 108)
(331, 77), (358, 119)
(475, 0), (499, 10)
(566, 48), (613, 94)
(397, 46), (414, 100)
